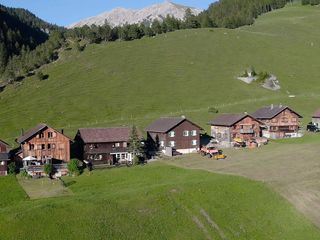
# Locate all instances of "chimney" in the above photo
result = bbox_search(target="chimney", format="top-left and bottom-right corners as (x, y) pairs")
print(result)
(61, 129), (64, 135)
(279, 103), (282, 108)
(270, 104), (274, 110)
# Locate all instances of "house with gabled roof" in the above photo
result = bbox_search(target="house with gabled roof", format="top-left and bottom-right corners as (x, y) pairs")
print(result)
(251, 104), (303, 139)
(0, 140), (10, 176)
(145, 116), (203, 154)
(74, 127), (137, 166)
(16, 123), (71, 177)
(209, 113), (262, 147)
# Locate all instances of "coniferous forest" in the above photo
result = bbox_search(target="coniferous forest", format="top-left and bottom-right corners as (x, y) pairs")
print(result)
(0, 0), (297, 85)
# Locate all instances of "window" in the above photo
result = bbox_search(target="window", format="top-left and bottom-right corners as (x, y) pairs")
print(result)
(160, 141), (164, 147)
(192, 140), (197, 146)
(39, 133), (44, 138)
(115, 143), (120, 147)
(282, 117), (288, 123)
(169, 141), (175, 147)
(123, 142), (127, 148)
(271, 118), (278, 123)
(52, 144), (56, 149)
(183, 131), (189, 137)
(169, 131), (175, 137)
(0, 161), (5, 166)
(48, 132), (53, 138)
(37, 144), (41, 150)
(191, 130), (197, 136)
(29, 144), (35, 150)
(292, 118), (297, 122)
(41, 144), (46, 150)
(48, 144), (51, 149)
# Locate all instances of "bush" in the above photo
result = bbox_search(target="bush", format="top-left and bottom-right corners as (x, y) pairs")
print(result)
(7, 162), (16, 175)
(20, 169), (30, 178)
(36, 71), (45, 80)
(67, 159), (81, 176)
(44, 164), (53, 177)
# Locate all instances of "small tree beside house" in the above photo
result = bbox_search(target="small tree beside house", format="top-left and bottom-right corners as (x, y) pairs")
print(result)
(128, 125), (143, 165)
(44, 164), (53, 178)
(67, 159), (81, 176)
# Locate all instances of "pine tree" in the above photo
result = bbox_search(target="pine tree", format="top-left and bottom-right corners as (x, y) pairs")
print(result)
(128, 125), (143, 164)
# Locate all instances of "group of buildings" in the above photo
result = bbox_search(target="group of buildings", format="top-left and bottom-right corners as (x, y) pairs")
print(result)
(0, 104), (315, 177)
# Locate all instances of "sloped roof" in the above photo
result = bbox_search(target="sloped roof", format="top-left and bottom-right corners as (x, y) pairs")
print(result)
(312, 109), (320, 118)
(78, 127), (133, 143)
(209, 114), (254, 127)
(0, 139), (10, 148)
(0, 152), (9, 161)
(145, 117), (202, 133)
(251, 105), (302, 119)
(17, 123), (70, 144)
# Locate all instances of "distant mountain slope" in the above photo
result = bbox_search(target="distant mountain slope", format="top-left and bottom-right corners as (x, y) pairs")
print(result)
(68, 1), (202, 28)
(0, 4), (59, 73)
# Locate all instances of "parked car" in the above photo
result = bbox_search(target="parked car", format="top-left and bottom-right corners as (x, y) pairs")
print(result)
(306, 123), (320, 132)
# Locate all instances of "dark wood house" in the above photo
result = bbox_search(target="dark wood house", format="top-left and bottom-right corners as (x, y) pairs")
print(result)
(251, 105), (303, 139)
(74, 127), (135, 166)
(0, 140), (10, 176)
(311, 109), (320, 127)
(16, 124), (71, 176)
(145, 117), (203, 154)
(209, 114), (262, 147)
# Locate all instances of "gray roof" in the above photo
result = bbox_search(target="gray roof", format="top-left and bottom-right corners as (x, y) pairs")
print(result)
(209, 114), (249, 127)
(0, 152), (9, 161)
(251, 105), (302, 119)
(145, 117), (202, 133)
(78, 127), (133, 143)
(17, 123), (70, 144)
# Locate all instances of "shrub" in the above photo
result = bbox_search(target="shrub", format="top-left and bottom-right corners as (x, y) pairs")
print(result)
(7, 162), (16, 175)
(20, 169), (29, 178)
(68, 159), (81, 176)
(44, 164), (53, 177)
(36, 71), (45, 80)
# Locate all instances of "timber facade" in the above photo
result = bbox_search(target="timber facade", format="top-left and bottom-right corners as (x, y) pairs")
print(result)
(0, 140), (10, 176)
(252, 105), (302, 139)
(209, 114), (262, 147)
(74, 127), (134, 166)
(146, 117), (202, 154)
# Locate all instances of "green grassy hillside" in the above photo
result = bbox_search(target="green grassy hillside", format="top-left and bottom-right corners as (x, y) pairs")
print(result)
(1, 163), (320, 239)
(1, 4), (320, 143)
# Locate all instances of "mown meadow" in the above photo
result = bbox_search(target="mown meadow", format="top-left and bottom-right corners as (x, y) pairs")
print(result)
(1, 163), (320, 239)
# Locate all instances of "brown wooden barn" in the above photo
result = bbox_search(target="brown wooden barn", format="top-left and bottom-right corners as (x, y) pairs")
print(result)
(145, 117), (203, 155)
(16, 124), (71, 177)
(74, 127), (136, 166)
(0, 140), (10, 176)
(251, 105), (303, 139)
(209, 114), (262, 147)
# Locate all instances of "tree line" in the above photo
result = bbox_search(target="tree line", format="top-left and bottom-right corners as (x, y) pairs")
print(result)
(0, 0), (291, 85)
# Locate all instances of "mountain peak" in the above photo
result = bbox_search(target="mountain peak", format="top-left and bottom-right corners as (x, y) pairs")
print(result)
(68, 1), (202, 28)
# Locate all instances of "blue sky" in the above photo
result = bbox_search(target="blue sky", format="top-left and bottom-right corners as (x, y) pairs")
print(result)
(1, 0), (214, 26)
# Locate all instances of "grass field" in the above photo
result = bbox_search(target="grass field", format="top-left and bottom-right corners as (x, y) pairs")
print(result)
(17, 176), (73, 199)
(168, 133), (320, 228)
(1, 164), (320, 239)
(0, 4), (320, 144)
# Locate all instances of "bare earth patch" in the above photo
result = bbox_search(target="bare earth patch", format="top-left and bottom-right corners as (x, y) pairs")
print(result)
(166, 139), (320, 228)
(17, 176), (73, 200)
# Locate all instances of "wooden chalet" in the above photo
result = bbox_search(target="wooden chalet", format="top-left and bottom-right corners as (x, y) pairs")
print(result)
(209, 114), (262, 147)
(0, 140), (10, 176)
(16, 124), (71, 177)
(145, 117), (203, 155)
(251, 105), (303, 139)
(74, 127), (136, 166)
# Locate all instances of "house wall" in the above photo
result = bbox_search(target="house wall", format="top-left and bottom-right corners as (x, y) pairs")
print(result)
(0, 161), (7, 176)
(312, 117), (320, 127)
(260, 109), (300, 139)
(83, 141), (131, 165)
(0, 142), (9, 153)
(147, 120), (201, 153)
(21, 127), (70, 162)
(211, 116), (261, 147)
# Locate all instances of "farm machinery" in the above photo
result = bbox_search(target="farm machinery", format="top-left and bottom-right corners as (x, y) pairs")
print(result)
(199, 145), (226, 160)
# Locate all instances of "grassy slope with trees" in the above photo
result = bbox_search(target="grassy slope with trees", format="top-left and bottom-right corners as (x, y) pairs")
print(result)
(0, 3), (319, 144)
(1, 163), (320, 239)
